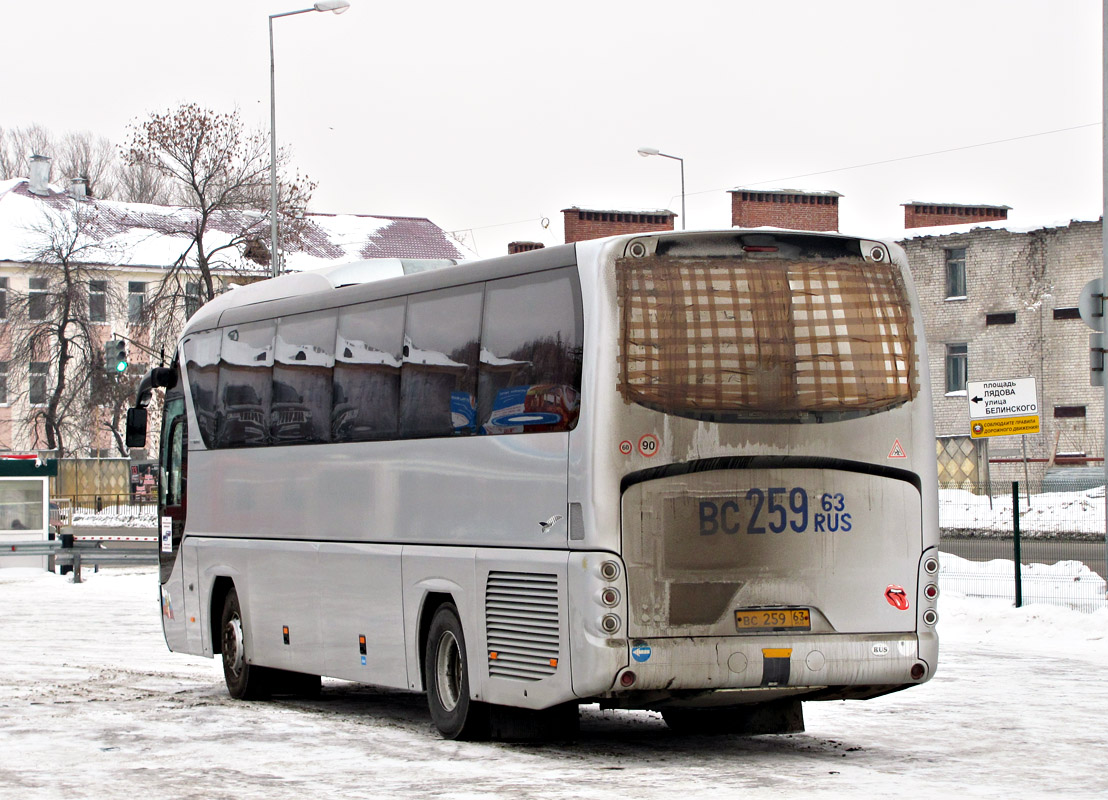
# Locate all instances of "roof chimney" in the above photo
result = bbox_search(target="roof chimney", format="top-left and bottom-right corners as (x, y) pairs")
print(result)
(69, 178), (88, 198)
(560, 207), (676, 244)
(901, 202), (1010, 229)
(729, 189), (841, 232)
(508, 241), (545, 254)
(28, 154), (51, 196)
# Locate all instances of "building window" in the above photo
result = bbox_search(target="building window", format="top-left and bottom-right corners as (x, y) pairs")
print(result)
(1053, 307), (1081, 320)
(128, 281), (146, 324)
(185, 282), (201, 320)
(1054, 406), (1086, 418)
(29, 362), (48, 406)
(0, 361), (7, 405)
(89, 280), (107, 323)
(945, 344), (967, 394)
(985, 311), (1016, 326)
(945, 248), (966, 298)
(29, 278), (49, 321)
(0, 277), (8, 320)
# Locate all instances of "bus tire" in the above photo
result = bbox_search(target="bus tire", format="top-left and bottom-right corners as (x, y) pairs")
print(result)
(424, 603), (489, 740)
(661, 699), (804, 736)
(220, 587), (271, 700)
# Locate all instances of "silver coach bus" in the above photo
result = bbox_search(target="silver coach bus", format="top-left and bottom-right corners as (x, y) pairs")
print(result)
(129, 229), (939, 739)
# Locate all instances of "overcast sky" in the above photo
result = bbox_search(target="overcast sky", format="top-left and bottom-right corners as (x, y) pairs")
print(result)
(2, 1), (1102, 257)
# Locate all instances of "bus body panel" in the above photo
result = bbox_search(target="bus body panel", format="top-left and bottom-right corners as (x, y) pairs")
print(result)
(159, 553), (188, 653)
(621, 468), (922, 639)
(616, 632), (926, 695)
(181, 434), (569, 549)
(319, 541), (406, 686)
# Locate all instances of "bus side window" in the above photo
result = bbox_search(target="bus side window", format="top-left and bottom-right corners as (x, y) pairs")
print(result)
(215, 321), (275, 448)
(478, 267), (583, 434)
(400, 286), (483, 438)
(333, 298), (406, 442)
(273, 311), (336, 445)
(182, 330), (221, 449)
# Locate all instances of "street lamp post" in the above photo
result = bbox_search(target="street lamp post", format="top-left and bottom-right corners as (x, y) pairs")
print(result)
(637, 146), (685, 230)
(269, 0), (351, 279)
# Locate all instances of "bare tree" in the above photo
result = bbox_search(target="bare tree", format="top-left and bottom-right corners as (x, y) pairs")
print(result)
(55, 130), (119, 200)
(0, 124), (52, 180)
(122, 103), (315, 302)
(116, 157), (173, 205)
(5, 195), (134, 458)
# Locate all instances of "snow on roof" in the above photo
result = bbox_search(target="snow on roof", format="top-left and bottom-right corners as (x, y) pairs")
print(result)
(561, 206), (676, 216)
(729, 187), (843, 197)
(0, 178), (470, 272)
(888, 216), (1101, 243)
(902, 200), (1012, 210)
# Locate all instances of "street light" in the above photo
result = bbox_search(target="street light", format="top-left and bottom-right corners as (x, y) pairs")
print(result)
(637, 146), (685, 230)
(269, 0), (351, 279)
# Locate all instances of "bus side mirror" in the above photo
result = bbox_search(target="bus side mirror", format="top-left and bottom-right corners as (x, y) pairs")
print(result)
(126, 407), (148, 448)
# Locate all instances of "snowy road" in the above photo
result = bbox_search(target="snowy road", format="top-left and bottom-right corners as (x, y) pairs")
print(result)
(1, 567), (1106, 799)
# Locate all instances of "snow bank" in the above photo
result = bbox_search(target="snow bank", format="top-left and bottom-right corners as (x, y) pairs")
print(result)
(939, 486), (1105, 538)
(940, 552), (1107, 612)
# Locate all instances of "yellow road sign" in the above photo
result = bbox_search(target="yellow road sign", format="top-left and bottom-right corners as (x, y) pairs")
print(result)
(970, 415), (1041, 439)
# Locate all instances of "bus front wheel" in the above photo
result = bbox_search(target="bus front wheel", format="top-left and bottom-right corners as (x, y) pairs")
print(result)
(220, 587), (271, 700)
(424, 603), (488, 740)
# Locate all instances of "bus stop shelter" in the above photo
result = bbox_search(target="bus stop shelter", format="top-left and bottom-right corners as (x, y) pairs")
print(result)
(0, 457), (58, 569)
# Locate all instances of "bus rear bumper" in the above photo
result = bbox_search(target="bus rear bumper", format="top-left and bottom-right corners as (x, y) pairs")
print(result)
(604, 631), (933, 705)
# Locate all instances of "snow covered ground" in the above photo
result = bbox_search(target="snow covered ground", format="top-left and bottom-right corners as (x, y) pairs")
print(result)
(1, 566), (1106, 799)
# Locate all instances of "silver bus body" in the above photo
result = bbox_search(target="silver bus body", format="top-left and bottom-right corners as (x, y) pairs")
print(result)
(150, 229), (938, 736)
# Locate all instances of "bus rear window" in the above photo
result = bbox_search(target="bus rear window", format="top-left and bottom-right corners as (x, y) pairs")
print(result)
(617, 255), (917, 422)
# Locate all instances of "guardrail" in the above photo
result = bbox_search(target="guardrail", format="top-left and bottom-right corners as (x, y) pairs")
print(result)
(0, 538), (157, 583)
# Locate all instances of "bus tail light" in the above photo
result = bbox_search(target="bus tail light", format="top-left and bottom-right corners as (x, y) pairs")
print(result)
(924, 556), (939, 575)
(600, 587), (620, 607)
(600, 614), (621, 634)
(619, 670), (637, 688)
(924, 583), (939, 600)
(599, 560), (621, 580)
(911, 663), (926, 681)
(922, 609), (938, 626)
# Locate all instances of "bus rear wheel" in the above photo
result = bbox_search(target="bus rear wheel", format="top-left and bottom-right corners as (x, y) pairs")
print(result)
(424, 603), (488, 740)
(220, 587), (271, 700)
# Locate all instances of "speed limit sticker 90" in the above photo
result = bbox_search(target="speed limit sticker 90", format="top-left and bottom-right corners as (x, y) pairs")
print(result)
(638, 434), (659, 457)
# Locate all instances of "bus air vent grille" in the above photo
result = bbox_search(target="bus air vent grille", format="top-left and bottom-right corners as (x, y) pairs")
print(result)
(485, 571), (560, 682)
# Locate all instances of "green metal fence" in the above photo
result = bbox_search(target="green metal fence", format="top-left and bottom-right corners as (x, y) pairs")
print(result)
(938, 480), (1107, 611)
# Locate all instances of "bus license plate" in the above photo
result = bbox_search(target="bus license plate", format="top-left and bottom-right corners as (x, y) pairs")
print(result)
(735, 608), (811, 633)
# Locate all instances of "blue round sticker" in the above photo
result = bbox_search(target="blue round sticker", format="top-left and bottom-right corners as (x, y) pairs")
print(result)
(631, 642), (652, 663)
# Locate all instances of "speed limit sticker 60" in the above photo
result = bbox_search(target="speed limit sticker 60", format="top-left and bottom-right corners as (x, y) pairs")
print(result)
(638, 434), (659, 457)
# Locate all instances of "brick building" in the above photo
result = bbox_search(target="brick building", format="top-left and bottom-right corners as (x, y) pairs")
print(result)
(899, 219), (1103, 484)
(729, 189), (840, 232)
(561, 207), (675, 243)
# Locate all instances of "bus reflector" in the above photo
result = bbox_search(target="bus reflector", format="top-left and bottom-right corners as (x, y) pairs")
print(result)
(549, 658), (558, 668)
(619, 671), (636, 687)
(911, 663), (926, 680)
(742, 245), (779, 252)
(762, 648), (792, 659)
(489, 651), (498, 660)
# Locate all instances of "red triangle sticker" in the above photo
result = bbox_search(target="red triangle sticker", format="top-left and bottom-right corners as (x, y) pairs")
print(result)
(888, 439), (907, 459)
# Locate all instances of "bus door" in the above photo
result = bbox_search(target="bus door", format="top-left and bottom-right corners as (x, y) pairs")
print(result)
(159, 389), (196, 651)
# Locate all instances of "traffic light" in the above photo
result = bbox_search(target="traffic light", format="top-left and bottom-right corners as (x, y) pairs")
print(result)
(104, 339), (128, 373)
